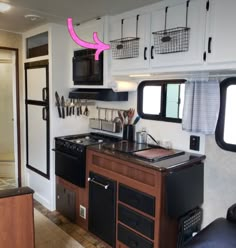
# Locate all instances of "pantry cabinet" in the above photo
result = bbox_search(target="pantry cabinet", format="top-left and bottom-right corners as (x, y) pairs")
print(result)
(204, 0), (236, 67)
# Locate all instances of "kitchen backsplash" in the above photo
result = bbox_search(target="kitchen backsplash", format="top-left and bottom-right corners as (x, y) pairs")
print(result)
(87, 91), (206, 154)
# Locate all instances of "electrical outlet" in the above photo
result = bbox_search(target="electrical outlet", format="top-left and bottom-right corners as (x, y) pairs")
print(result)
(190, 135), (200, 151)
(79, 205), (86, 219)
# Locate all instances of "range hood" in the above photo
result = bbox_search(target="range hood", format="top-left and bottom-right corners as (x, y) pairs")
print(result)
(68, 88), (128, 101)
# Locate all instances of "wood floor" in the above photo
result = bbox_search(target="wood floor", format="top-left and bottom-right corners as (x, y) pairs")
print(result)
(34, 201), (109, 248)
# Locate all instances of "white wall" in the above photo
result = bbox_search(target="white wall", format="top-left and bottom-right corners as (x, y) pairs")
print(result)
(202, 135), (236, 227)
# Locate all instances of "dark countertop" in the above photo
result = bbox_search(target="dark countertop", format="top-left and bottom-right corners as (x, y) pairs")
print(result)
(87, 142), (206, 172)
(0, 187), (34, 199)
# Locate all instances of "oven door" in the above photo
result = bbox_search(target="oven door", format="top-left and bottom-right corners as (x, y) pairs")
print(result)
(54, 149), (86, 187)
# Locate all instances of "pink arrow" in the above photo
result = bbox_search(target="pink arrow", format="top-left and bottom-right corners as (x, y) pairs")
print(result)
(67, 18), (110, 60)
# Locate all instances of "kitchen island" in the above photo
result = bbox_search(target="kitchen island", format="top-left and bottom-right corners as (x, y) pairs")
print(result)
(84, 143), (206, 248)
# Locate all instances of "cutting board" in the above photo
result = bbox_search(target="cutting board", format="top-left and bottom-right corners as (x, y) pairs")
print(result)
(133, 148), (184, 161)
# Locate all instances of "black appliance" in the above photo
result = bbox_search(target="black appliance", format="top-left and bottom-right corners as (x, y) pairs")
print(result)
(73, 49), (103, 85)
(54, 132), (120, 187)
(88, 172), (116, 247)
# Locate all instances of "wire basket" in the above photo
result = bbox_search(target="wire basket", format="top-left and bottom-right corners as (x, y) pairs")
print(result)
(152, 27), (190, 54)
(110, 37), (140, 59)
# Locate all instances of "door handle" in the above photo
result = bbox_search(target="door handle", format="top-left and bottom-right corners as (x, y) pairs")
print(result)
(144, 47), (147, 60)
(42, 87), (48, 101)
(88, 177), (109, 189)
(42, 107), (47, 121)
(208, 37), (212, 53)
(151, 45), (154, 59)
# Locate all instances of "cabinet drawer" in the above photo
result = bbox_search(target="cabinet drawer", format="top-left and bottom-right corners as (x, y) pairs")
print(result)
(118, 204), (154, 239)
(118, 224), (153, 248)
(119, 184), (155, 216)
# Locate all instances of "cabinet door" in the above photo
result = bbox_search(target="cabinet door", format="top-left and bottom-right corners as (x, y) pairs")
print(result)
(26, 104), (49, 179)
(110, 13), (150, 72)
(150, 0), (206, 68)
(71, 18), (104, 51)
(206, 0), (236, 65)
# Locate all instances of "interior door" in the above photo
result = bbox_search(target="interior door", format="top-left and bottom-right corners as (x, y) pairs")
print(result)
(0, 50), (15, 179)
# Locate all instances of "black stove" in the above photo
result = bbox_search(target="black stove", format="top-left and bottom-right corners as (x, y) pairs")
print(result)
(54, 132), (121, 187)
(55, 132), (121, 152)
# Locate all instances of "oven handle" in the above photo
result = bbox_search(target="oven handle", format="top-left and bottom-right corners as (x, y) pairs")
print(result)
(52, 149), (79, 161)
(88, 177), (109, 189)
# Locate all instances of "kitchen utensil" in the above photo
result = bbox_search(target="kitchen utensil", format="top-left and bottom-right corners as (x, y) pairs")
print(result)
(118, 110), (124, 125)
(123, 110), (128, 124)
(79, 100), (83, 115)
(123, 124), (135, 141)
(61, 96), (65, 118)
(83, 100), (89, 116)
(136, 130), (147, 144)
(69, 99), (73, 116)
(65, 99), (70, 116)
(133, 115), (140, 125)
(72, 99), (75, 115)
(133, 148), (185, 162)
(127, 108), (135, 124)
(55, 91), (62, 118)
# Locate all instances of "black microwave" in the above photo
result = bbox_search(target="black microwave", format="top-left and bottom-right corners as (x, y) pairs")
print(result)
(73, 49), (103, 85)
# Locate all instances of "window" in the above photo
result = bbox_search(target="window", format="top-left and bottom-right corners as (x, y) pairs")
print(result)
(137, 80), (185, 123)
(216, 77), (236, 152)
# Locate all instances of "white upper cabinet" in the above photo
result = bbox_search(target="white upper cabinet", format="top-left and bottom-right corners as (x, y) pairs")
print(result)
(70, 18), (104, 51)
(109, 13), (150, 72)
(205, 0), (236, 67)
(110, 0), (207, 74)
(150, 0), (206, 68)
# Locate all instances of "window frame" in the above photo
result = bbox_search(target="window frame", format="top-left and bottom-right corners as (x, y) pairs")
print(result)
(215, 77), (236, 152)
(137, 79), (185, 123)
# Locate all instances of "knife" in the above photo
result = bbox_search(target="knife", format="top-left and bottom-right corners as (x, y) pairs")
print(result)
(72, 99), (75, 115)
(55, 91), (62, 118)
(61, 96), (65, 119)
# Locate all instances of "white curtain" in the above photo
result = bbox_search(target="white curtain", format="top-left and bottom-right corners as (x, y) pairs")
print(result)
(182, 79), (220, 134)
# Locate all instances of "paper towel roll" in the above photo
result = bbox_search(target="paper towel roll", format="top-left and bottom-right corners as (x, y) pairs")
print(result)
(111, 80), (138, 92)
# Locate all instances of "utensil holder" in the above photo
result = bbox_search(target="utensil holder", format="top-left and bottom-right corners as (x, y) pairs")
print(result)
(123, 124), (135, 142)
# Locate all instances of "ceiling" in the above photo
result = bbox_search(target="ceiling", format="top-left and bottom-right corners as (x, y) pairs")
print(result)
(0, 0), (163, 33)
